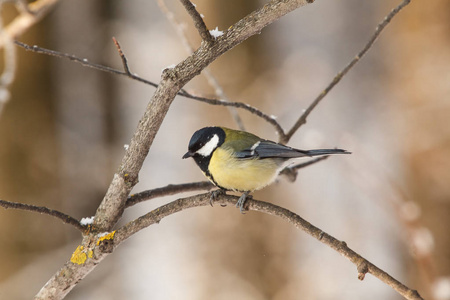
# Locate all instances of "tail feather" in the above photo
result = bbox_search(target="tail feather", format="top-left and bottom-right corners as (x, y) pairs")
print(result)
(304, 149), (351, 157)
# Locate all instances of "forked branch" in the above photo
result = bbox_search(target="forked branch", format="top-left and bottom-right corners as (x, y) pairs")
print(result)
(281, 0), (412, 144)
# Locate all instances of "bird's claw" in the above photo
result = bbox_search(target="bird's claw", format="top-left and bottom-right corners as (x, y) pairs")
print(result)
(209, 189), (226, 207)
(236, 191), (252, 214)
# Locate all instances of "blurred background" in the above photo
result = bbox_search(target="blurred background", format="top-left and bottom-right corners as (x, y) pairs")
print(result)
(1, 0), (449, 299)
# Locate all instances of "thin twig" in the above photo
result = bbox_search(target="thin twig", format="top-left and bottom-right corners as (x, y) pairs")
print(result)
(112, 37), (132, 75)
(178, 89), (286, 137)
(14, 40), (283, 134)
(114, 193), (423, 300)
(14, 41), (158, 88)
(0, 199), (86, 232)
(126, 181), (214, 208)
(178, 0), (213, 42)
(282, 0), (412, 144)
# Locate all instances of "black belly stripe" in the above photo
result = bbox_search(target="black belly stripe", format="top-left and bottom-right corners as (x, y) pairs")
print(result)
(204, 171), (228, 190)
(192, 149), (229, 191)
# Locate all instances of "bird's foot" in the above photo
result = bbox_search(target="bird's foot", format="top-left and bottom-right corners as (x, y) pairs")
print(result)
(236, 191), (252, 214)
(209, 189), (226, 207)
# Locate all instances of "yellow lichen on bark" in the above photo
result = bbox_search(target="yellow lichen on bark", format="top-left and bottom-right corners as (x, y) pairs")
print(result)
(70, 245), (87, 265)
(96, 231), (115, 245)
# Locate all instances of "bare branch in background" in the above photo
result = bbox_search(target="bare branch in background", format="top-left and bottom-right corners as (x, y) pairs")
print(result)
(0, 0), (61, 49)
(178, 0), (213, 43)
(14, 41), (159, 88)
(0, 0), (58, 114)
(0, 11), (16, 115)
(0, 199), (86, 232)
(281, 0), (412, 144)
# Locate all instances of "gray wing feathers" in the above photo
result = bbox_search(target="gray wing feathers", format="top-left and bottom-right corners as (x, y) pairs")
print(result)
(235, 141), (309, 159)
(235, 141), (349, 159)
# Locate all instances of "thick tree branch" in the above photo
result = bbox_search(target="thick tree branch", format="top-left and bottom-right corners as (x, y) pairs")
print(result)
(281, 0), (411, 144)
(0, 199), (85, 232)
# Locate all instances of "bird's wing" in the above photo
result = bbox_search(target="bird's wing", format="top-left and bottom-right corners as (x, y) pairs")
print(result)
(234, 140), (309, 159)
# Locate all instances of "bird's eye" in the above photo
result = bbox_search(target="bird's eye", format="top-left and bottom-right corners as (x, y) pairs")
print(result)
(194, 142), (205, 152)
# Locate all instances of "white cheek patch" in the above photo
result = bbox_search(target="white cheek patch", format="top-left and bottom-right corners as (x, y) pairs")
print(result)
(196, 134), (219, 156)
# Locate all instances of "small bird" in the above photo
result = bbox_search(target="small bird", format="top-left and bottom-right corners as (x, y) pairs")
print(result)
(183, 126), (350, 213)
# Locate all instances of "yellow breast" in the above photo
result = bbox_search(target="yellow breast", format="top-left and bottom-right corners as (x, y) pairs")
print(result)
(208, 147), (279, 192)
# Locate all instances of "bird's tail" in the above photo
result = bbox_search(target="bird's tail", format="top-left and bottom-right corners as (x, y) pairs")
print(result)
(304, 149), (351, 157)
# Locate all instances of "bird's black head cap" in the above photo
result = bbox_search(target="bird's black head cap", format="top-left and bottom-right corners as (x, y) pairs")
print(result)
(185, 126), (226, 156)
(182, 127), (226, 174)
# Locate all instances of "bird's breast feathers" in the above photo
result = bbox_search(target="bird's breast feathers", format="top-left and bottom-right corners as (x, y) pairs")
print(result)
(208, 147), (279, 192)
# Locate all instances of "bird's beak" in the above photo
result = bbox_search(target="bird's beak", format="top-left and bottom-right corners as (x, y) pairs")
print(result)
(182, 151), (193, 159)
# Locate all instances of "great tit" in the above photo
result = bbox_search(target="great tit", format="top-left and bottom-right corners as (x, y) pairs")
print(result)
(183, 126), (350, 213)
